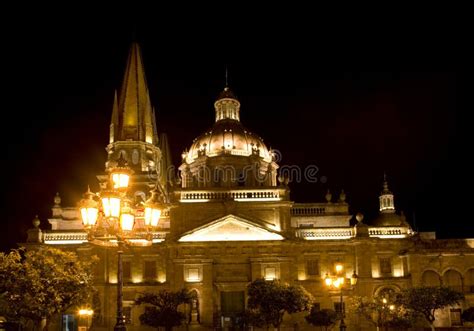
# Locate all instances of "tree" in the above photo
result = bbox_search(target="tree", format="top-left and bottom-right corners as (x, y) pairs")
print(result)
(135, 289), (193, 331)
(247, 278), (311, 330)
(305, 306), (337, 331)
(350, 288), (417, 331)
(396, 286), (464, 331)
(0, 246), (96, 331)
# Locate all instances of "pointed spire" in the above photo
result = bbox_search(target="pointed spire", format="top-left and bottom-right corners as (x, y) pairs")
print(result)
(110, 90), (119, 143)
(152, 106), (159, 143)
(144, 88), (155, 144)
(382, 172), (392, 194)
(114, 42), (157, 143)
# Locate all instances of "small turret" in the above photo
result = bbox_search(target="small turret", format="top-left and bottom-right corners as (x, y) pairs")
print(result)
(379, 173), (395, 213)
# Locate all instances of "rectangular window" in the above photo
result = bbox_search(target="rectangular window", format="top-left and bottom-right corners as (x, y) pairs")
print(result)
(450, 309), (462, 326)
(144, 261), (157, 280)
(379, 258), (392, 275)
(264, 267), (276, 280)
(122, 261), (131, 280)
(187, 268), (200, 282)
(306, 259), (320, 276)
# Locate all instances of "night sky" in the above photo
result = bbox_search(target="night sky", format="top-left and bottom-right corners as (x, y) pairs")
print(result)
(0, 15), (462, 251)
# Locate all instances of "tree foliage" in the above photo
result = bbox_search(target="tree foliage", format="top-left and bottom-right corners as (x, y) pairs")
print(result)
(0, 246), (96, 330)
(305, 306), (337, 330)
(135, 289), (193, 331)
(350, 287), (416, 330)
(247, 278), (311, 329)
(395, 286), (464, 328)
(350, 295), (416, 330)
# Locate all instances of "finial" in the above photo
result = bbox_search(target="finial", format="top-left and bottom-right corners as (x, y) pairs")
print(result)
(32, 215), (40, 228)
(356, 213), (364, 223)
(382, 172), (390, 193)
(325, 189), (332, 203)
(83, 185), (97, 200)
(53, 192), (61, 207)
(339, 189), (346, 203)
(225, 65), (229, 88)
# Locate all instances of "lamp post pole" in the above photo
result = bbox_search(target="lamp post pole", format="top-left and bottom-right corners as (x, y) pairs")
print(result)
(79, 155), (165, 331)
(339, 286), (346, 331)
(324, 265), (357, 331)
(114, 240), (126, 331)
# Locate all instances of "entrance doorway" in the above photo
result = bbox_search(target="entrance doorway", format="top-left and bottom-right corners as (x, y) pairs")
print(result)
(220, 291), (245, 330)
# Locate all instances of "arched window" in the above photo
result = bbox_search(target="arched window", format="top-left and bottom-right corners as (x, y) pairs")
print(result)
(465, 269), (474, 293)
(443, 269), (463, 292)
(422, 270), (441, 286)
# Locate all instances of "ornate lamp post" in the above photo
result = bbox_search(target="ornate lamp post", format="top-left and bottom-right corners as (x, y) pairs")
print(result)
(78, 156), (164, 331)
(324, 264), (358, 331)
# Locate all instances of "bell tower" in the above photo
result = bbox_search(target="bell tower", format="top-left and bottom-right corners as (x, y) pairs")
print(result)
(102, 43), (170, 198)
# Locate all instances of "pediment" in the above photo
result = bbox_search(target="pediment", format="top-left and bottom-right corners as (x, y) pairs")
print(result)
(178, 214), (284, 242)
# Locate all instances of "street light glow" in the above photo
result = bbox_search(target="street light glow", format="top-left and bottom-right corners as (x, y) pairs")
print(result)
(78, 309), (93, 316)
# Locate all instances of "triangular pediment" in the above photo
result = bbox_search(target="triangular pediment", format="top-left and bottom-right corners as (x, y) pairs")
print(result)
(178, 214), (284, 242)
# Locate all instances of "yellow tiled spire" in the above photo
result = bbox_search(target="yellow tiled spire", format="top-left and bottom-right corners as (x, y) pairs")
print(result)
(113, 42), (157, 144)
(109, 90), (119, 144)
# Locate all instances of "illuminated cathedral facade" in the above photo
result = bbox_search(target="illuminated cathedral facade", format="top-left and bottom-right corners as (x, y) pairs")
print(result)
(24, 43), (474, 330)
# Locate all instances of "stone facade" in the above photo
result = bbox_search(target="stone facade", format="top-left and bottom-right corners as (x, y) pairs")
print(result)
(23, 43), (472, 330)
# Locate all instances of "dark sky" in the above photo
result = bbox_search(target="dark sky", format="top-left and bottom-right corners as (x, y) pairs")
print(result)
(0, 14), (463, 251)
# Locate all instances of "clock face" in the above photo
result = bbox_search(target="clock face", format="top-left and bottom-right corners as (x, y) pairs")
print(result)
(132, 149), (140, 165)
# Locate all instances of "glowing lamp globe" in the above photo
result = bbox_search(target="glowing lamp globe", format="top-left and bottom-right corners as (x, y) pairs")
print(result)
(112, 172), (130, 190)
(325, 273), (332, 286)
(120, 198), (135, 231)
(350, 271), (359, 286)
(79, 187), (99, 228)
(101, 190), (121, 218)
(144, 188), (163, 227)
(109, 153), (133, 190)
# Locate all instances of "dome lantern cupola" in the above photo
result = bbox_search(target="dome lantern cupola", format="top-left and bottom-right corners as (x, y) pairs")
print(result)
(379, 173), (395, 213)
(214, 87), (241, 122)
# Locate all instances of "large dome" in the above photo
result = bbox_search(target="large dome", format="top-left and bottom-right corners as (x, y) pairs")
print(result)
(184, 119), (272, 163)
(182, 87), (273, 164)
(179, 87), (279, 189)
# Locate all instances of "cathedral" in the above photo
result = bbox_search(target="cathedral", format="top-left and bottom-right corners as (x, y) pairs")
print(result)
(24, 43), (473, 330)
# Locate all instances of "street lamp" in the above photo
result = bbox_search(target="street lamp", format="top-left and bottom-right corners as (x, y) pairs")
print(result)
(78, 156), (164, 331)
(78, 308), (94, 330)
(324, 264), (358, 331)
